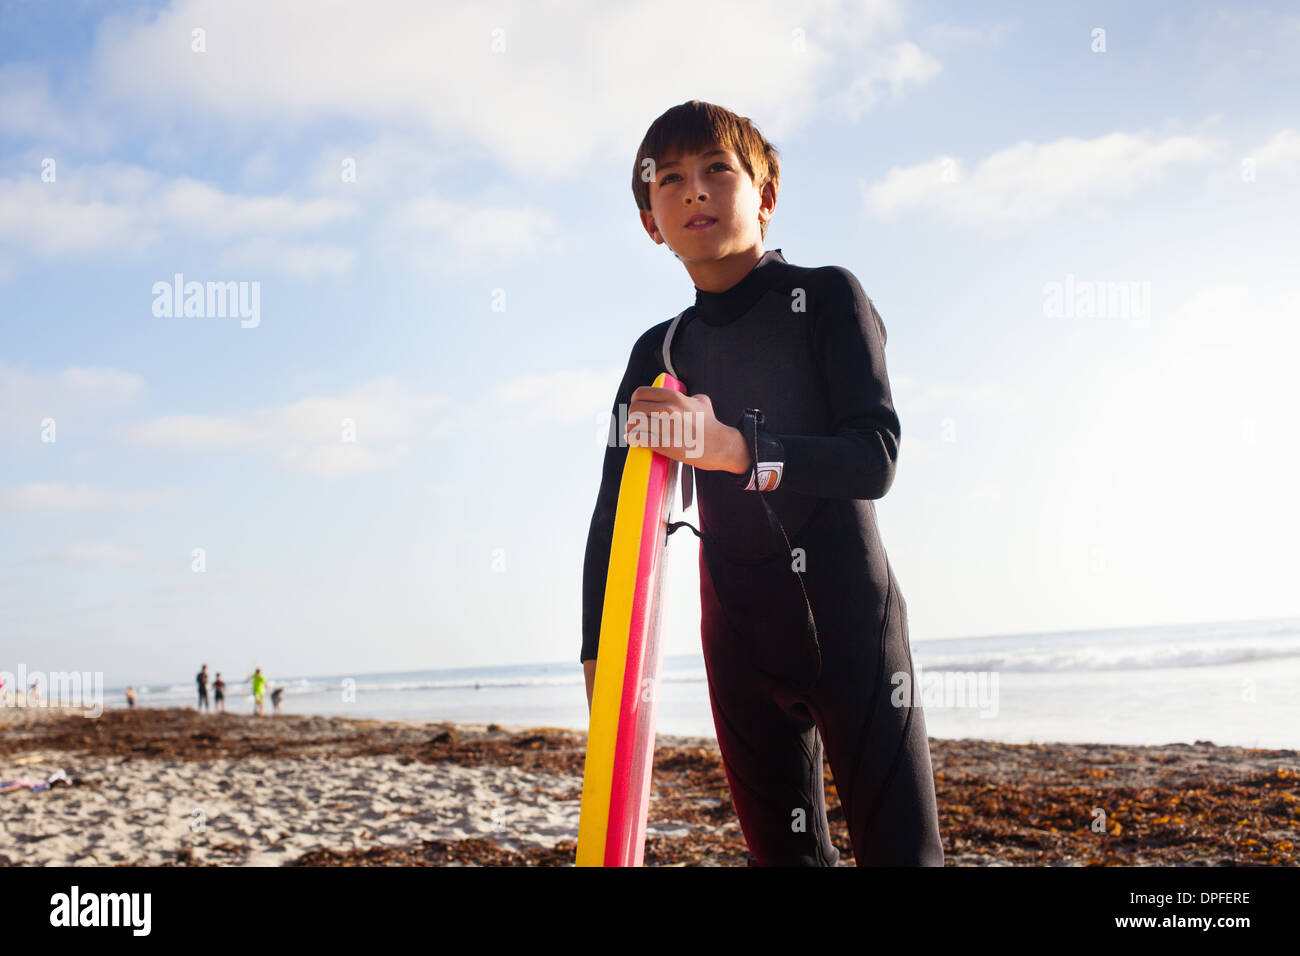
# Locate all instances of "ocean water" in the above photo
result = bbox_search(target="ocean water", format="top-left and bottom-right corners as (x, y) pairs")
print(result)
(104, 617), (1300, 749)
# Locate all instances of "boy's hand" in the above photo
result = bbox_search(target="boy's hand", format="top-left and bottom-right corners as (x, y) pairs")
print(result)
(625, 387), (751, 474)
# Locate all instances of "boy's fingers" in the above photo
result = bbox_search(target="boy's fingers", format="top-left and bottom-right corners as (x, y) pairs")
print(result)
(629, 385), (682, 406)
(627, 390), (690, 421)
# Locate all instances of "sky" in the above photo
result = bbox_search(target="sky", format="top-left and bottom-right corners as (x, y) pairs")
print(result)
(2, 0), (1297, 687)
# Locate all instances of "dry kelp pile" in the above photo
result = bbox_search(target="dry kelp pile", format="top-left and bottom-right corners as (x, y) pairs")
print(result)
(8, 708), (1296, 866)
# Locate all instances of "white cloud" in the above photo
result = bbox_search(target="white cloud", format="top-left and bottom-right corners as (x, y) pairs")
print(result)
(153, 178), (356, 239)
(1247, 128), (1300, 172)
(118, 378), (448, 476)
(862, 130), (1223, 224)
(39, 542), (143, 565)
(307, 135), (456, 198)
(53, 367), (143, 397)
(0, 162), (357, 267)
(0, 363), (144, 441)
(494, 366), (624, 429)
(277, 442), (409, 476)
(1204, 127), (1300, 195)
(0, 158), (561, 280)
(121, 415), (261, 449)
(1, 1), (938, 278)
(0, 483), (174, 512)
(385, 192), (558, 269)
(0, 64), (114, 147)
(0, 177), (146, 256)
(217, 238), (356, 278)
(832, 42), (942, 121)
(80, 0), (919, 175)
(920, 20), (1014, 50)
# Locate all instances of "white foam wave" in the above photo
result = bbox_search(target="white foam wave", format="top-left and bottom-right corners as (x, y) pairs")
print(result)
(917, 639), (1300, 673)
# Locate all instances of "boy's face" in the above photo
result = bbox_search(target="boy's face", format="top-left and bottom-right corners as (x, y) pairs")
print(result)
(640, 145), (774, 262)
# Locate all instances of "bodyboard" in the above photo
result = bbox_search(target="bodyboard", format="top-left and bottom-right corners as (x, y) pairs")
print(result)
(576, 371), (685, 866)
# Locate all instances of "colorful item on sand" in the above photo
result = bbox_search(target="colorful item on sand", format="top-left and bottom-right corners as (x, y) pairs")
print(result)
(1, 769), (71, 793)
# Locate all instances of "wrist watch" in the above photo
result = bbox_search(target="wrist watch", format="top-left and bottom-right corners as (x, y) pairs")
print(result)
(735, 408), (785, 492)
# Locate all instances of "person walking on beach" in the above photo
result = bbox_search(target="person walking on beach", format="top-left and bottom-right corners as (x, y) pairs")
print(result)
(581, 101), (943, 866)
(125, 686), (136, 709)
(196, 664), (210, 713)
(249, 668), (266, 716)
(270, 685), (284, 715)
(213, 673), (226, 714)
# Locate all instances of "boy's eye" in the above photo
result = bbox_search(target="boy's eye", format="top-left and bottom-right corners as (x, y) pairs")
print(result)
(659, 162), (729, 186)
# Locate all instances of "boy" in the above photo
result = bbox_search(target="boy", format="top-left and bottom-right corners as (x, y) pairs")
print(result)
(581, 100), (943, 866)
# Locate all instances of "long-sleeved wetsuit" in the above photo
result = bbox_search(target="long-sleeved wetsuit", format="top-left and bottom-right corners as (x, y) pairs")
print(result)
(581, 248), (943, 866)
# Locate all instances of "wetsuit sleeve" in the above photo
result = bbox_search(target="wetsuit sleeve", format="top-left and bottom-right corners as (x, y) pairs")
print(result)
(748, 267), (902, 500)
(580, 327), (664, 663)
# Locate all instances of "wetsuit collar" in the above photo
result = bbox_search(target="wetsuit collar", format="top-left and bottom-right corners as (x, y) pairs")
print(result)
(691, 248), (787, 326)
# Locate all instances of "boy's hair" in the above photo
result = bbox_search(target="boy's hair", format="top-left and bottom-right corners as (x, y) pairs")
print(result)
(632, 100), (780, 240)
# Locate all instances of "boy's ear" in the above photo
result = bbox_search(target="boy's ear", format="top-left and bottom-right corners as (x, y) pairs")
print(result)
(639, 208), (663, 244)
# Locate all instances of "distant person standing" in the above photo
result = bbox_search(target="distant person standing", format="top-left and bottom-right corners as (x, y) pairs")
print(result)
(125, 686), (136, 709)
(213, 673), (226, 714)
(270, 685), (284, 715)
(196, 664), (210, 713)
(250, 668), (266, 716)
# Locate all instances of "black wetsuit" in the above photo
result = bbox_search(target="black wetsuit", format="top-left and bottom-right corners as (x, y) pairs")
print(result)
(196, 671), (209, 712)
(581, 248), (943, 866)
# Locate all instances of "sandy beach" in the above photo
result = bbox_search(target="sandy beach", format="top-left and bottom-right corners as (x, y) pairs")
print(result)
(2, 705), (1296, 866)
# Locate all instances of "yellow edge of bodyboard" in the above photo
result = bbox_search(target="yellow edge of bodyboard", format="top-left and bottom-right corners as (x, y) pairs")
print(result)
(576, 372), (669, 866)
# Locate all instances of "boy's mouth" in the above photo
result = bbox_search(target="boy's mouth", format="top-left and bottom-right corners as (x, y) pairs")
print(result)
(685, 216), (716, 230)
